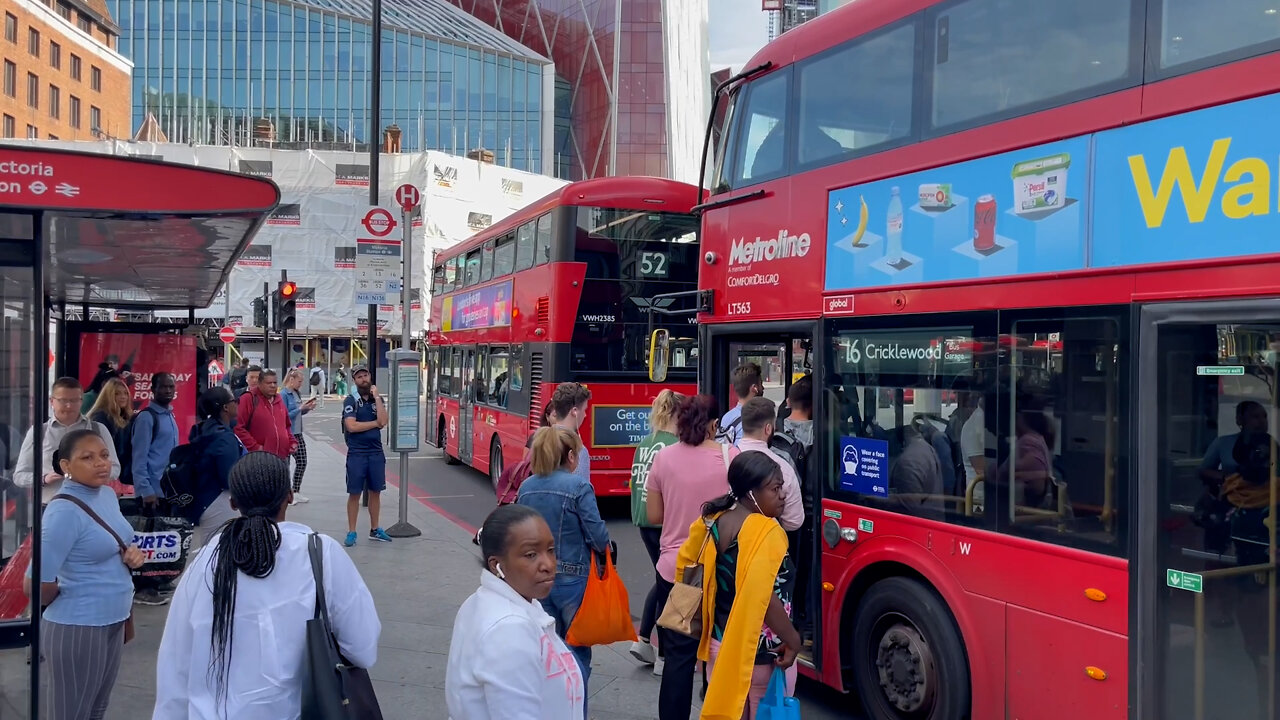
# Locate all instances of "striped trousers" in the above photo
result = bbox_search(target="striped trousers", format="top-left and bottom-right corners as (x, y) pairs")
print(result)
(42, 618), (125, 720)
(292, 433), (308, 492)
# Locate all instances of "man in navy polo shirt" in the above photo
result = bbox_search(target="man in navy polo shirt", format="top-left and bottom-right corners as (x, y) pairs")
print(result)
(342, 365), (391, 546)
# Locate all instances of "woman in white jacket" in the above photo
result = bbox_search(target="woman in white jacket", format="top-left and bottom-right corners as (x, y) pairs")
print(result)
(153, 451), (380, 720)
(446, 504), (585, 720)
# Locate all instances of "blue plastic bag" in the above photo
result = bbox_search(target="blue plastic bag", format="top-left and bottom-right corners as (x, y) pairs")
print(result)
(755, 666), (800, 720)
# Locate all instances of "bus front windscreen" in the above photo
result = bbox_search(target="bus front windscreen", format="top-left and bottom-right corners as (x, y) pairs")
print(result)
(571, 208), (699, 376)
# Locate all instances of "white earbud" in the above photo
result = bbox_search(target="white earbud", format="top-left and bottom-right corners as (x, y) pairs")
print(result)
(495, 563), (506, 579)
(749, 490), (759, 507)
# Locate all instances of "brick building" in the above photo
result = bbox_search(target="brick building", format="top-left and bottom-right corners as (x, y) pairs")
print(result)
(1, 0), (131, 141)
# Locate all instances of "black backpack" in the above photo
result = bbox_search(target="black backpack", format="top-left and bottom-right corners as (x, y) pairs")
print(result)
(768, 428), (809, 480)
(310, 369), (322, 387)
(160, 439), (206, 509)
(117, 405), (161, 486)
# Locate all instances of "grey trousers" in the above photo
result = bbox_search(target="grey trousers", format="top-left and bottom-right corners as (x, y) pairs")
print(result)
(42, 618), (125, 720)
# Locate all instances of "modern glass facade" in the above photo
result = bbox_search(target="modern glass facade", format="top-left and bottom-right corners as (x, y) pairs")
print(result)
(107, 0), (553, 173)
(447, 0), (709, 182)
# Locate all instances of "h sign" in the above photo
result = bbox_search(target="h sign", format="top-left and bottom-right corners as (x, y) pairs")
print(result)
(395, 183), (421, 212)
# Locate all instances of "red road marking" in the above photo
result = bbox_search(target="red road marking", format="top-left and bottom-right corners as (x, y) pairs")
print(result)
(326, 440), (479, 534)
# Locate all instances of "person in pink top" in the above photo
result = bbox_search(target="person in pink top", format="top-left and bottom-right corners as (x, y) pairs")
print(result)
(646, 393), (738, 720)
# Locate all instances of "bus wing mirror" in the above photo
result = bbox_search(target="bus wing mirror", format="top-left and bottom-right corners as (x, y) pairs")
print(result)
(649, 329), (671, 383)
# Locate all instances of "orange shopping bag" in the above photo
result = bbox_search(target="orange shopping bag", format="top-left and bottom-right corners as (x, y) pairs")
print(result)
(565, 552), (639, 647)
(0, 534), (34, 620)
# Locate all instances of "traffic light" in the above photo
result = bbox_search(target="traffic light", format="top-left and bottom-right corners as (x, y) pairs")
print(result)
(275, 281), (298, 331)
(251, 297), (267, 328)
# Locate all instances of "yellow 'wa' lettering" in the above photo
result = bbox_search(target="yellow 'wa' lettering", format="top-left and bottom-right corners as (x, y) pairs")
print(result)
(1127, 137), (1272, 228)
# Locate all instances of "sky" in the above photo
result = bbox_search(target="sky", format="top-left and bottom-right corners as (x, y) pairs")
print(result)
(707, 0), (771, 74)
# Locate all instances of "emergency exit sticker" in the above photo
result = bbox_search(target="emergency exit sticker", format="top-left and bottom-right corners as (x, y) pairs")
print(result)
(1166, 569), (1203, 593)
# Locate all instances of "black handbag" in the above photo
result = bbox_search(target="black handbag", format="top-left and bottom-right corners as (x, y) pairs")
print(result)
(302, 533), (384, 720)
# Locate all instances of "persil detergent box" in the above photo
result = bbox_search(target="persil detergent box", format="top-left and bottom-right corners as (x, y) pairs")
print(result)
(1010, 152), (1070, 215)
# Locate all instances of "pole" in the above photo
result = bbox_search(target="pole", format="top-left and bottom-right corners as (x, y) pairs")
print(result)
(386, 203), (421, 538)
(223, 274), (232, 379)
(262, 281), (269, 371)
(367, 0), (382, 387)
(279, 269), (289, 374)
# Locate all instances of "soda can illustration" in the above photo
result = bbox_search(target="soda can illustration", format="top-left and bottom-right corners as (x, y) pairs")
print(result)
(973, 195), (997, 251)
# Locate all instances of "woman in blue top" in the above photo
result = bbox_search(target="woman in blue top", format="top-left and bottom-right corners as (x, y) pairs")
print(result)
(282, 369), (316, 505)
(25, 428), (145, 720)
(517, 426), (611, 707)
(189, 387), (248, 553)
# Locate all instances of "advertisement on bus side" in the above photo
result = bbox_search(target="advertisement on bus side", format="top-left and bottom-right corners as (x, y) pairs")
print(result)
(441, 280), (513, 331)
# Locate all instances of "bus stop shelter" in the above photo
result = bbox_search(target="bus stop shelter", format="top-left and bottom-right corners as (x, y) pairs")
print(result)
(0, 145), (279, 718)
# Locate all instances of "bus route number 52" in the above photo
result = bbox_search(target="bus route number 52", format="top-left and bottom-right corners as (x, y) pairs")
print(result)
(640, 251), (669, 279)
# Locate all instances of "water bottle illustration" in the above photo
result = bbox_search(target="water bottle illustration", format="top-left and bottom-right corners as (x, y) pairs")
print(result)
(885, 186), (904, 266)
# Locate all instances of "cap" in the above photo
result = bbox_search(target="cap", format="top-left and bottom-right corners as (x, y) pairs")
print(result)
(351, 364), (370, 376)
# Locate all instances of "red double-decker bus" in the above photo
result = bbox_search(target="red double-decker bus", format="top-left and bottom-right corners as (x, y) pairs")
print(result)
(671, 1), (1280, 718)
(426, 177), (700, 496)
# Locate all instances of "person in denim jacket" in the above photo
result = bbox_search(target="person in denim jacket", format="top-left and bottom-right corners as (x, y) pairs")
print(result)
(517, 426), (611, 706)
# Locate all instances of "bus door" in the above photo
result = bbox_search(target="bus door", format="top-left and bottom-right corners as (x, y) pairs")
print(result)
(1143, 302), (1278, 720)
(459, 348), (475, 464)
(702, 324), (819, 668)
(425, 347), (438, 445)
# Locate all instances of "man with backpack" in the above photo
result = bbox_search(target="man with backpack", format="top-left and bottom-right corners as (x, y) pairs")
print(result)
(739, 397), (804, 532)
(124, 372), (181, 606)
(717, 362), (762, 446)
(309, 362), (326, 408)
(226, 359), (250, 398)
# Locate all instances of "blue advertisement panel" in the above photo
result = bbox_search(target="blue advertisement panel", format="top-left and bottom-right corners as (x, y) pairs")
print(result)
(441, 280), (513, 331)
(1092, 93), (1280, 267)
(826, 137), (1090, 290)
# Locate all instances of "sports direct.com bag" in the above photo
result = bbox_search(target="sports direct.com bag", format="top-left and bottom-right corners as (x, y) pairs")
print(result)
(119, 497), (194, 590)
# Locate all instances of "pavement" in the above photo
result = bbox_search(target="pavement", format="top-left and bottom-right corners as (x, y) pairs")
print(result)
(0, 399), (854, 719)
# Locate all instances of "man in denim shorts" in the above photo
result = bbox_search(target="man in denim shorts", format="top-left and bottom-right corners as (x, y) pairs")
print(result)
(342, 365), (391, 546)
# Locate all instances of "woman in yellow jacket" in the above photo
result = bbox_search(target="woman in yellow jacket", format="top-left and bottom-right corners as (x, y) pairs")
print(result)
(674, 450), (803, 720)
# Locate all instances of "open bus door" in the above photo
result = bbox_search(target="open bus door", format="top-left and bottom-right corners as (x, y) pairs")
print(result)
(458, 347), (476, 465)
(676, 321), (823, 670)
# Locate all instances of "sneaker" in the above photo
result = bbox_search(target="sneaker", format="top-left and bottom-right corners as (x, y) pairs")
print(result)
(370, 528), (393, 543)
(291, 494), (310, 505)
(134, 589), (170, 606)
(344, 531), (358, 547)
(653, 657), (665, 677)
(629, 640), (656, 666)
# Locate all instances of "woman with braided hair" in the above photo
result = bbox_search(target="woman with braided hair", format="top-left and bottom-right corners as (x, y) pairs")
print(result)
(153, 452), (380, 719)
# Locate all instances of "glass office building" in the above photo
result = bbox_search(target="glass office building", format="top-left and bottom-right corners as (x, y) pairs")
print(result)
(106, 0), (554, 173)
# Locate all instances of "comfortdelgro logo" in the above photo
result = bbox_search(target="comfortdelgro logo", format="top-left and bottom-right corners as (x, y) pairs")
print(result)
(729, 229), (812, 266)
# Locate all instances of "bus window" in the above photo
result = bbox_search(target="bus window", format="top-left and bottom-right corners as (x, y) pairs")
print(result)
(515, 222), (535, 271)
(432, 264), (444, 294)
(998, 315), (1126, 556)
(826, 322), (991, 526)
(1158, 0), (1280, 74)
(445, 256), (459, 291)
(464, 249), (481, 286)
(796, 20), (915, 168)
(481, 240), (495, 282)
(929, 0), (1137, 133)
(535, 214), (552, 265)
(727, 68), (790, 189)
(494, 232), (516, 276)
(438, 348), (455, 396)
(487, 346), (510, 408)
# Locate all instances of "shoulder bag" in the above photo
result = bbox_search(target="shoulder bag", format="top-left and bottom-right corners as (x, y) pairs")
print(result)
(302, 533), (384, 720)
(48, 494), (135, 643)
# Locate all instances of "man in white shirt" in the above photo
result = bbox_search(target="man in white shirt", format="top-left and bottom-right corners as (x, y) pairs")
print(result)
(737, 397), (804, 532)
(308, 363), (326, 408)
(14, 376), (120, 507)
(718, 362), (762, 446)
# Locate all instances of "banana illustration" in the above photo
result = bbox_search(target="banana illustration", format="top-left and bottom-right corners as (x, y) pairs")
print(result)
(850, 195), (869, 247)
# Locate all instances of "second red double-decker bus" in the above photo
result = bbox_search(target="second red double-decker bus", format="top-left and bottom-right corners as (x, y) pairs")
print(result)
(427, 176), (700, 496)
(663, 1), (1280, 719)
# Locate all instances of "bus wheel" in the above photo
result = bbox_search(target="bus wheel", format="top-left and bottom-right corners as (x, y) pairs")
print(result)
(489, 441), (503, 492)
(852, 577), (970, 720)
(440, 420), (459, 465)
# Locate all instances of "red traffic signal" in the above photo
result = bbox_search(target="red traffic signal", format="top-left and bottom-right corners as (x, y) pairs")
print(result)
(280, 281), (297, 298)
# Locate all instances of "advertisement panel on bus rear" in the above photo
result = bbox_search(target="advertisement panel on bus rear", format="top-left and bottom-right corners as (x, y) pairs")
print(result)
(441, 280), (513, 331)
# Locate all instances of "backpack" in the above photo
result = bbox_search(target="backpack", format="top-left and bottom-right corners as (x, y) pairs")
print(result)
(310, 369), (322, 386)
(715, 416), (742, 445)
(768, 428), (809, 480)
(496, 458), (533, 505)
(117, 405), (161, 486)
(159, 439), (206, 509)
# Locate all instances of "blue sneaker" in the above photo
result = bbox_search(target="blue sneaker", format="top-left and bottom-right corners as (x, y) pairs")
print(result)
(344, 531), (357, 547)
(370, 528), (393, 543)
